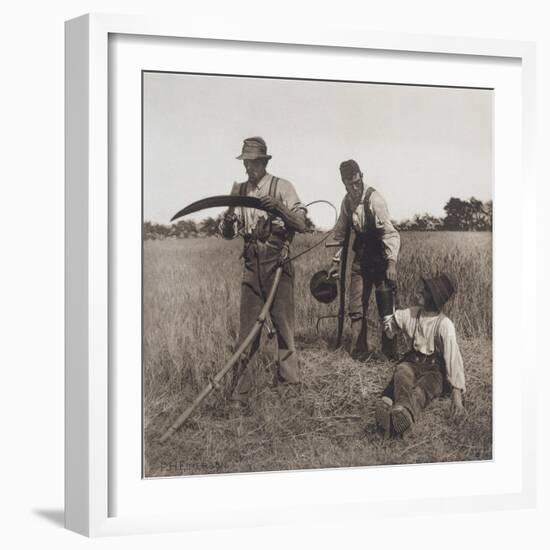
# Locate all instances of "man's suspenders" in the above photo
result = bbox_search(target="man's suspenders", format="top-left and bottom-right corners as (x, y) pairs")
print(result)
(363, 186), (376, 230)
(239, 176), (278, 198)
(239, 177), (280, 238)
(268, 176), (279, 199)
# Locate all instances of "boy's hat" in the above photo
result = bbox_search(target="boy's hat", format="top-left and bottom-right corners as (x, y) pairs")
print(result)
(310, 270), (337, 303)
(421, 273), (456, 310)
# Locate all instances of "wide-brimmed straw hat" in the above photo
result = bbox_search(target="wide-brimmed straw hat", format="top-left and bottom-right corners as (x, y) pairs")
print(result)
(236, 136), (272, 160)
(421, 272), (456, 310)
(310, 270), (338, 304)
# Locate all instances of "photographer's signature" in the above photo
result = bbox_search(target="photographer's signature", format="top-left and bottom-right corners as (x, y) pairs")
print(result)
(159, 460), (223, 474)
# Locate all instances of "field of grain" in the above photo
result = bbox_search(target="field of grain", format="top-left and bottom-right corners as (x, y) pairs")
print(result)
(143, 231), (492, 477)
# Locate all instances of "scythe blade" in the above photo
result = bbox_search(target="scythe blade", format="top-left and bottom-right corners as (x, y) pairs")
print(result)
(170, 195), (268, 222)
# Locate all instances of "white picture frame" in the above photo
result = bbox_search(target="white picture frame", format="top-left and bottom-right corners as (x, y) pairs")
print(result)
(65, 13), (537, 537)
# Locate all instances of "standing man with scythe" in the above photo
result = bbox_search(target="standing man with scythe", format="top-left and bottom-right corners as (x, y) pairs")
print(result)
(220, 137), (308, 409)
(327, 160), (400, 361)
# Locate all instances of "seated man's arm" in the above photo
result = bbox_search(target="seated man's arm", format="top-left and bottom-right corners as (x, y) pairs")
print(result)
(439, 319), (466, 416)
(382, 307), (410, 339)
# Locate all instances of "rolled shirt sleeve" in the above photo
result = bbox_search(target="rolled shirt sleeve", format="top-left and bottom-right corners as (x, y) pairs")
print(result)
(370, 191), (400, 263)
(276, 178), (306, 214)
(331, 198), (352, 263)
(270, 177), (307, 233)
(438, 318), (466, 392)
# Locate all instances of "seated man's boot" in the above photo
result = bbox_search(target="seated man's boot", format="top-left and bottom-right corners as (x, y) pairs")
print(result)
(375, 396), (393, 439)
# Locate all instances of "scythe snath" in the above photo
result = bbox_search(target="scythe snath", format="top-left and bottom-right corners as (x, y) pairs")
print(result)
(160, 194), (278, 443)
(159, 265), (283, 444)
(316, 225), (351, 349)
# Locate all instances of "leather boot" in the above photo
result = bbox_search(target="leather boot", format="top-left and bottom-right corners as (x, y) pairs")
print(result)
(350, 318), (370, 362)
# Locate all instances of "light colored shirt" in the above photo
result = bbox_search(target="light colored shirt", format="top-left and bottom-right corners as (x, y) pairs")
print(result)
(229, 173), (305, 234)
(332, 187), (400, 263)
(391, 306), (466, 391)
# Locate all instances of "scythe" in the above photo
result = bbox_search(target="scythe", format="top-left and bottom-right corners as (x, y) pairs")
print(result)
(160, 194), (337, 442)
(160, 194), (280, 443)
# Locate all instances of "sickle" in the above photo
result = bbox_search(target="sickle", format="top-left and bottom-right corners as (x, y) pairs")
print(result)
(170, 195), (269, 222)
(335, 225), (351, 348)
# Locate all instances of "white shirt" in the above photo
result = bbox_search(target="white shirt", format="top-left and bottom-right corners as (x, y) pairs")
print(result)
(332, 187), (400, 263)
(392, 307), (466, 391)
(230, 173), (305, 233)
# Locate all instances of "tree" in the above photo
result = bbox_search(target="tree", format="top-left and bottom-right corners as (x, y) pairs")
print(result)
(412, 213), (442, 231)
(483, 200), (493, 230)
(200, 216), (220, 237)
(442, 196), (492, 231)
(304, 215), (316, 232)
(173, 219), (198, 238)
(143, 220), (156, 240)
(155, 223), (171, 239)
(467, 197), (487, 230)
(443, 197), (469, 230)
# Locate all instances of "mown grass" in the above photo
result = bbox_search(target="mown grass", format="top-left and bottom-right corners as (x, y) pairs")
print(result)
(143, 231), (492, 477)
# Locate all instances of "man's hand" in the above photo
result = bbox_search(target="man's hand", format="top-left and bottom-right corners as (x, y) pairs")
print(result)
(386, 259), (397, 282)
(220, 211), (237, 239)
(259, 195), (283, 215)
(450, 388), (465, 417)
(327, 263), (340, 280)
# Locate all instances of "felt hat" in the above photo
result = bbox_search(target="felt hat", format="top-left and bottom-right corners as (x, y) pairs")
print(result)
(421, 273), (456, 310)
(236, 136), (272, 160)
(310, 270), (338, 304)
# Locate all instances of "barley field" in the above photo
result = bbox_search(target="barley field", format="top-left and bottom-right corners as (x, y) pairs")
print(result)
(143, 231), (492, 477)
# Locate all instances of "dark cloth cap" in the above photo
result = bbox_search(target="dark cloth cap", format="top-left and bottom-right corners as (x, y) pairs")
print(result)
(236, 136), (272, 160)
(421, 273), (456, 310)
(339, 159), (361, 179)
(310, 270), (338, 304)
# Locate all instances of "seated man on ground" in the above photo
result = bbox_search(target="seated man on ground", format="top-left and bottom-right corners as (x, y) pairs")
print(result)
(375, 273), (466, 438)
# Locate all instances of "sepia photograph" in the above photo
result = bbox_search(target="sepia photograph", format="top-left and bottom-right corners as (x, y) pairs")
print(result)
(142, 71), (493, 478)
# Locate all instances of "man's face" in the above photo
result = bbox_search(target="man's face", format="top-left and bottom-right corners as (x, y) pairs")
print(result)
(342, 172), (364, 201)
(244, 158), (267, 185)
(417, 281), (433, 308)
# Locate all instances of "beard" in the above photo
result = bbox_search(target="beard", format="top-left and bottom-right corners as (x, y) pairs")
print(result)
(247, 168), (266, 185)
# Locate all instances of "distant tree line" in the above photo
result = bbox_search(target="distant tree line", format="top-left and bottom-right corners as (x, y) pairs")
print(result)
(144, 196), (492, 240)
(395, 197), (492, 232)
(144, 213), (317, 240)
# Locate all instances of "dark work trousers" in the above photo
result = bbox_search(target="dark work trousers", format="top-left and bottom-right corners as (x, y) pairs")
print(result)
(232, 240), (299, 401)
(349, 254), (396, 357)
(382, 354), (444, 420)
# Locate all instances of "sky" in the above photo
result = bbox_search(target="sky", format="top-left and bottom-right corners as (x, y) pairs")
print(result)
(143, 72), (493, 229)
